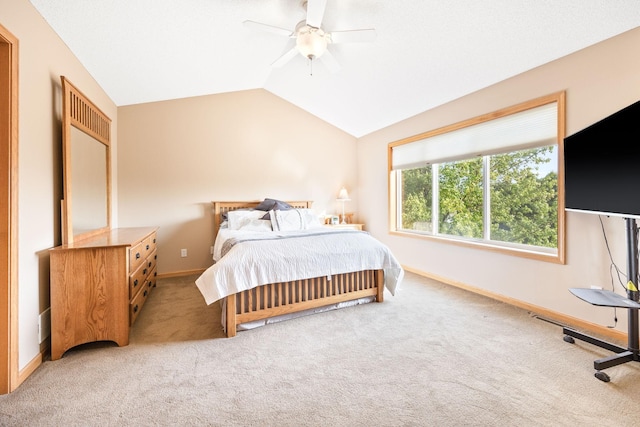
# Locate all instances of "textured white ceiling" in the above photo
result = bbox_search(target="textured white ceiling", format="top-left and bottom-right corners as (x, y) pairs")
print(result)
(30, 0), (640, 137)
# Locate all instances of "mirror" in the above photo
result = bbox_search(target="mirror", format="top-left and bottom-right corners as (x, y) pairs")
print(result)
(70, 127), (108, 236)
(61, 77), (112, 244)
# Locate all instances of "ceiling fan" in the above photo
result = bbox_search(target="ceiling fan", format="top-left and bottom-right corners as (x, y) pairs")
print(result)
(244, 0), (376, 73)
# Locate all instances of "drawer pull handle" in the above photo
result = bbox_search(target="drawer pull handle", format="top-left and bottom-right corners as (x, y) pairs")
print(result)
(148, 261), (152, 268)
(146, 244), (150, 250)
(134, 279), (139, 287)
(153, 238), (156, 243)
(154, 271), (157, 277)
(154, 254), (157, 260)
(143, 268), (147, 275)
(144, 290), (148, 297)
(136, 253), (141, 259)
(133, 304), (139, 313)
(148, 281), (152, 288)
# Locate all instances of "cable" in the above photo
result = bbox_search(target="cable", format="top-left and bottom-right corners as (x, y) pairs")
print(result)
(599, 216), (621, 328)
(599, 216), (626, 289)
(636, 226), (640, 285)
(606, 263), (619, 328)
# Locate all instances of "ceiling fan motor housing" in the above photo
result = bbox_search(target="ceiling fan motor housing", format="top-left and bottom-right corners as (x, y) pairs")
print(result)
(296, 25), (328, 59)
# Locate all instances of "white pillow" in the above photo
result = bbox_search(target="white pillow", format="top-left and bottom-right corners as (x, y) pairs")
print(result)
(236, 219), (272, 232)
(271, 209), (322, 231)
(271, 209), (303, 231)
(299, 209), (323, 228)
(227, 210), (267, 230)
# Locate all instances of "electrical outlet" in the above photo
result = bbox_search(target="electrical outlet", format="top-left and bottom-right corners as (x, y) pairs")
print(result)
(181, 248), (187, 257)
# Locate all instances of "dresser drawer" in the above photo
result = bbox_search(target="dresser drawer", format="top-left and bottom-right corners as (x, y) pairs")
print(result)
(129, 249), (157, 298)
(144, 232), (158, 256)
(130, 241), (146, 272)
(145, 248), (157, 274)
(147, 267), (157, 290)
(129, 232), (157, 272)
(129, 263), (147, 298)
(130, 280), (151, 325)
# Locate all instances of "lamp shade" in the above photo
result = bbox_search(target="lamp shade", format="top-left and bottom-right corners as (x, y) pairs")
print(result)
(337, 188), (350, 200)
(296, 25), (328, 59)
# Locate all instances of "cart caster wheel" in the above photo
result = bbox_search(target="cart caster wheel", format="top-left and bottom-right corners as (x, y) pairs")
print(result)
(563, 335), (575, 344)
(595, 371), (610, 382)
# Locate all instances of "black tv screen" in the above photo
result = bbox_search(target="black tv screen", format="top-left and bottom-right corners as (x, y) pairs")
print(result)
(564, 99), (640, 218)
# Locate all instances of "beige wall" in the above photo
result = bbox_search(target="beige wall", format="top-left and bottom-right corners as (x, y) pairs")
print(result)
(117, 90), (358, 274)
(358, 27), (640, 335)
(1, 0), (117, 370)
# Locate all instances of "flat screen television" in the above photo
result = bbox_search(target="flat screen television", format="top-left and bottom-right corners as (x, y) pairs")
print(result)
(564, 99), (640, 219)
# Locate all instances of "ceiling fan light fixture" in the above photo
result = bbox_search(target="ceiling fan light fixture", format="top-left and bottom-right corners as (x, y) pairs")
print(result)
(296, 25), (328, 59)
(246, 0), (374, 73)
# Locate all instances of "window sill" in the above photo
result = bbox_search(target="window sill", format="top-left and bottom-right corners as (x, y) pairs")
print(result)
(390, 229), (565, 264)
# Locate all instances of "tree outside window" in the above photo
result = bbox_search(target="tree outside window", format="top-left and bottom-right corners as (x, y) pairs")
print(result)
(398, 145), (557, 250)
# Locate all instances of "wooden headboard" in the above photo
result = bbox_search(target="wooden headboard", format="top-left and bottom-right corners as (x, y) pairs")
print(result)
(212, 201), (313, 239)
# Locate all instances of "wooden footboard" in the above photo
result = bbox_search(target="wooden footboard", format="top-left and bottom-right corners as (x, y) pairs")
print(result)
(225, 269), (385, 337)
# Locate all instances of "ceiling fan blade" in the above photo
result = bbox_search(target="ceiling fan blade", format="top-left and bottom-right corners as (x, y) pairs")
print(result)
(305, 0), (327, 28)
(319, 49), (341, 73)
(272, 47), (299, 68)
(330, 29), (377, 44)
(243, 20), (292, 37)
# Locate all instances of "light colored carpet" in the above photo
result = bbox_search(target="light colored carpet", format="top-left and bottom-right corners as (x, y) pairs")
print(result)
(1, 272), (639, 426)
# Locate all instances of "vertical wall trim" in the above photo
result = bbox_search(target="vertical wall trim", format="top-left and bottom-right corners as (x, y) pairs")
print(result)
(0, 22), (19, 394)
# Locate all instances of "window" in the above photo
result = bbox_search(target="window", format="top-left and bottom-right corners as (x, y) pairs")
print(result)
(389, 93), (565, 263)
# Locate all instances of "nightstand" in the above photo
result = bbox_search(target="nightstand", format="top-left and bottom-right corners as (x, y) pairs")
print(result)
(326, 223), (364, 231)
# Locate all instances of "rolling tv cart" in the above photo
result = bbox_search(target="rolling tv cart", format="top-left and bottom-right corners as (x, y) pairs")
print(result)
(562, 217), (640, 382)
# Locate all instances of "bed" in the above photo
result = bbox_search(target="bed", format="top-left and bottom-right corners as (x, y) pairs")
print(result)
(195, 200), (403, 337)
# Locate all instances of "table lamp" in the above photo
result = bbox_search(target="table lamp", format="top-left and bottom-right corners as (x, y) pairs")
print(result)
(337, 187), (350, 224)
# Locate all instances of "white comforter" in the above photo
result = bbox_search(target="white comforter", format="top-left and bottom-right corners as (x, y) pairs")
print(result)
(195, 228), (403, 305)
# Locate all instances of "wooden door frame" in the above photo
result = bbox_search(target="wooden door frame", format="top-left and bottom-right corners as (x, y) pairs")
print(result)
(0, 22), (19, 394)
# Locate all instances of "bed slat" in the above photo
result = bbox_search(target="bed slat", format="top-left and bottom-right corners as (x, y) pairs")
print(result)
(229, 269), (384, 332)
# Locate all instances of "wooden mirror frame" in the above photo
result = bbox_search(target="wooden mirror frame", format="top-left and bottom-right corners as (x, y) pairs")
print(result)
(61, 76), (112, 244)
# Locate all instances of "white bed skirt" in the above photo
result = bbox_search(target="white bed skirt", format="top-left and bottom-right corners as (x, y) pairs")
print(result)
(221, 295), (376, 333)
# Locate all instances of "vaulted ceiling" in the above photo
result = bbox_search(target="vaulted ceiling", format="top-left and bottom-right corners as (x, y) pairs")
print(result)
(30, 0), (640, 137)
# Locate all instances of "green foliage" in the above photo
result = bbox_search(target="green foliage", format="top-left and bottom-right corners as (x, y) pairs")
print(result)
(490, 147), (557, 247)
(402, 193), (431, 231)
(401, 166), (432, 230)
(399, 145), (558, 248)
(438, 158), (484, 238)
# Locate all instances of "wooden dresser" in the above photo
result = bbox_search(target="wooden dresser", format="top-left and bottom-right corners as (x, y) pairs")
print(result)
(50, 227), (158, 360)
